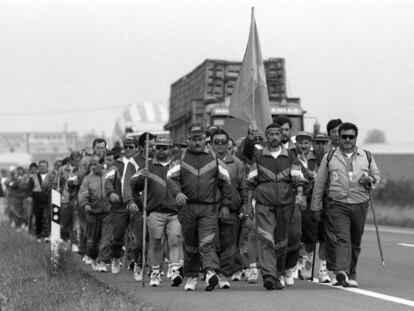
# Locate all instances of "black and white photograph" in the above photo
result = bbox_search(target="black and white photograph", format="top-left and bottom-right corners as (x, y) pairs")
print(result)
(0, 0), (413, 310)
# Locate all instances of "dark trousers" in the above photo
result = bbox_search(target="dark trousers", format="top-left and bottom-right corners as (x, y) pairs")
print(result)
(179, 203), (220, 277)
(284, 205), (302, 270)
(324, 204), (338, 272)
(111, 207), (143, 263)
(216, 212), (237, 277)
(33, 199), (49, 238)
(86, 212), (112, 262)
(231, 214), (243, 272)
(330, 200), (368, 280)
(256, 203), (292, 279)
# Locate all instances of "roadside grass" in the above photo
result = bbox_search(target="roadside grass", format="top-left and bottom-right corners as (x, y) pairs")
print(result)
(365, 203), (414, 228)
(0, 224), (150, 311)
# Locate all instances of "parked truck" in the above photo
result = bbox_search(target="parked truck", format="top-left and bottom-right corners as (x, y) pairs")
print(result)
(164, 58), (305, 142)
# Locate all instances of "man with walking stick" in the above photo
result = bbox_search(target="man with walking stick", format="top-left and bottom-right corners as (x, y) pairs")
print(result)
(310, 122), (381, 287)
(131, 134), (183, 287)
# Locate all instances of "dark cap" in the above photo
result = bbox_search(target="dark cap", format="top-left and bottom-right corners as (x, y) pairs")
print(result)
(155, 135), (172, 146)
(123, 136), (137, 147)
(313, 133), (329, 142)
(188, 124), (205, 137)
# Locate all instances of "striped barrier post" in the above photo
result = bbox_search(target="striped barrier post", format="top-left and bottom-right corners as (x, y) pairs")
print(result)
(51, 189), (61, 272)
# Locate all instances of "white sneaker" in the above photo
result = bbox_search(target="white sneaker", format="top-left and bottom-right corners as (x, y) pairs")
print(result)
(247, 268), (259, 283)
(111, 258), (121, 274)
(133, 265), (143, 282)
(331, 276), (340, 286)
(347, 279), (359, 288)
(71, 244), (79, 253)
(150, 271), (161, 287)
(218, 274), (231, 289)
(244, 268), (251, 281)
(184, 277), (197, 291)
(82, 255), (93, 265)
(319, 268), (331, 283)
(205, 270), (219, 291)
(91, 260), (99, 272)
(98, 262), (107, 273)
(231, 270), (243, 281)
(43, 237), (50, 243)
(284, 268), (295, 286)
(278, 276), (286, 288)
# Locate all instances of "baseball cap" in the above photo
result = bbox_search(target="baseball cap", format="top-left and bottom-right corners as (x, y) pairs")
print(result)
(188, 124), (205, 137)
(155, 135), (172, 146)
(123, 136), (137, 147)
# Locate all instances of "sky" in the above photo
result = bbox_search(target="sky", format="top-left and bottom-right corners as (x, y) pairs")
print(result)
(1, 0), (414, 143)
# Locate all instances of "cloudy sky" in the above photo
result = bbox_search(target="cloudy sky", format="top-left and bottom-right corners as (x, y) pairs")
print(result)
(0, 0), (413, 143)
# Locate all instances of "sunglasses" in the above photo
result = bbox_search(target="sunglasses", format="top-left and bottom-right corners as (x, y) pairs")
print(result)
(155, 145), (170, 150)
(213, 139), (228, 145)
(340, 135), (356, 140)
(124, 145), (135, 150)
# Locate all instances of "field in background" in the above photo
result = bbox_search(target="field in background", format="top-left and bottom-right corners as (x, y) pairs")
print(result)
(0, 224), (148, 311)
(365, 203), (414, 228)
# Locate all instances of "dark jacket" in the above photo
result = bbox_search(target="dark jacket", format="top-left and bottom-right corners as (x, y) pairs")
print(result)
(167, 147), (232, 209)
(130, 157), (178, 214)
(247, 145), (305, 206)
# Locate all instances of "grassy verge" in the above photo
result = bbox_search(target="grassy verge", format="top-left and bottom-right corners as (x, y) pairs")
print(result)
(365, 203), (414, 228)
(0, 224), (150, 311)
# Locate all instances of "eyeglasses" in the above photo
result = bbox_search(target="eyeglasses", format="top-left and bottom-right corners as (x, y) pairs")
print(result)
(213, 139), (228, 145)
(155, 145), (170, 151)
(124, 145), (135, 150)
(340, 135), (356, 140)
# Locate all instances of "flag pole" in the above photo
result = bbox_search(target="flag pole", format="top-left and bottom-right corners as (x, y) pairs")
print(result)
(251, 7), (255, 123)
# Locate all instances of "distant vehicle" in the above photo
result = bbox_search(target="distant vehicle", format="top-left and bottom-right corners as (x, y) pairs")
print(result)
(164, 58), (305, 142)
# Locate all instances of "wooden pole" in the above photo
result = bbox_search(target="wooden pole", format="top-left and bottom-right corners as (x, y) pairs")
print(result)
(142, 133), (150, 287)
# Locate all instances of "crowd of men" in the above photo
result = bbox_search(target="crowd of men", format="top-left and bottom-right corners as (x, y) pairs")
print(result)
(0, 117), (381, 291)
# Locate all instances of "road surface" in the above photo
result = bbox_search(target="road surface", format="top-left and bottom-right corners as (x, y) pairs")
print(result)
(76, 225), (414, 311)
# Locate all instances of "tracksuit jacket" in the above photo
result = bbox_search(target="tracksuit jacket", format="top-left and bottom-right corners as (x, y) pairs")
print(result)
(130, 157), (178, 214)
(167, 148), (232, 209)
(246, 145), (305, 206)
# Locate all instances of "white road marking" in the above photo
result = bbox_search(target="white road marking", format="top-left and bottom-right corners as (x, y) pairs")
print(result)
(313, 279), (414, 307)
(365, 226), (414, 235)
(398, 243), (414, 248)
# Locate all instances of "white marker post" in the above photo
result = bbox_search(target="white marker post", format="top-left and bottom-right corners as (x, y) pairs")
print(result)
(50, 189), (61, 272)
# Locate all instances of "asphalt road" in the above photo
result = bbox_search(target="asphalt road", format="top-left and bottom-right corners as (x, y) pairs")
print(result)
(77, 225), (414, 311)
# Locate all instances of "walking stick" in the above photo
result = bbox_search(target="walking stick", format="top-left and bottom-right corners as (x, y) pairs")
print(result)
(368, 191), (385, 267)
(142, 133), (150, 287)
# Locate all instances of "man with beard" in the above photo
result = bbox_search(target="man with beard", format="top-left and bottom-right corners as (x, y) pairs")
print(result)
(246, 123), (306, 290)
(167, 124), (232, 291)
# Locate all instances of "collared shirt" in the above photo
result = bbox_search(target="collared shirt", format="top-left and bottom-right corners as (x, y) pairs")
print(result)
(310, 146), (381, 211)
